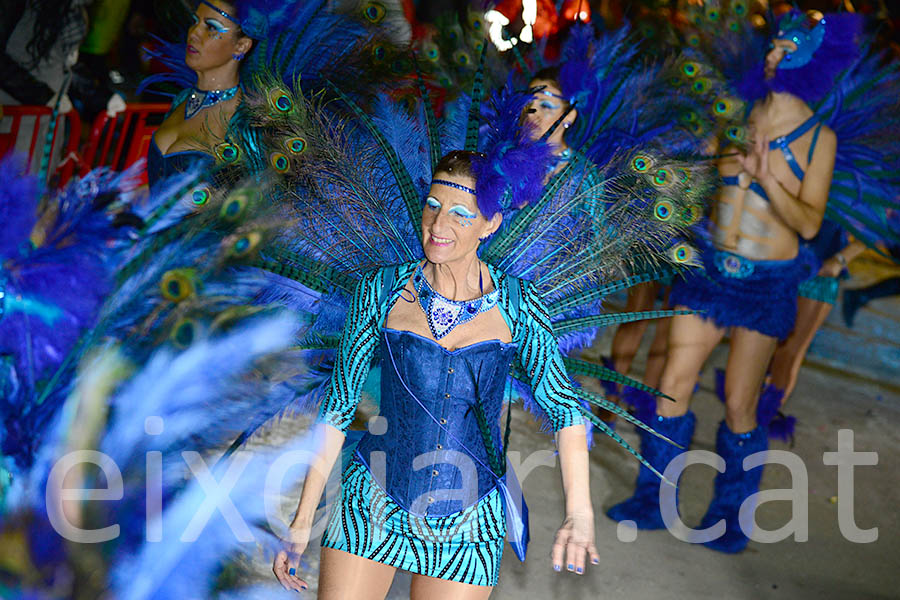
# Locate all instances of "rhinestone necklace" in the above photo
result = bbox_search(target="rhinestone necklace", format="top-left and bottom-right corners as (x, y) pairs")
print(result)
(413, 264), (500, 340)
(184, 84), (240, 120)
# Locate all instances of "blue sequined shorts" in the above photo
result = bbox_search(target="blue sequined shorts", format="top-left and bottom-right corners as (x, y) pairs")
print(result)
(321, 459), (506, 587)
(670, 242), (816, 339)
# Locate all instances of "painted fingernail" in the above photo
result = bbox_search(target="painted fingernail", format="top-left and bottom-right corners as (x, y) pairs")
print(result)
(576, 567), (583, 574)
(289, 568), (296, 576)
(301, 585), (307, 590)
(567, 563), (575, 571)
(592, 558), (599, 565)
(554, 564), (561, 572)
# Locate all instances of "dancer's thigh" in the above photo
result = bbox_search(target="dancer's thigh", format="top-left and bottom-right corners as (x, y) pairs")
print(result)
(410, 572), (493, 600)
(318, 547), (397, 600)
(724, 327), (779, 432)
(658, 311), (725, 413)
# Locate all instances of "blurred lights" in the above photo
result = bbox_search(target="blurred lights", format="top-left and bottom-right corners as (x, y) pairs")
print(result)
(486, 0), (538, 51)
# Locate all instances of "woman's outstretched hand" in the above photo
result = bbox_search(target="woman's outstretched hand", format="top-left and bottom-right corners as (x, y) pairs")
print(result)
(550, 511), (600, 575)
(273, 522), (312, 592)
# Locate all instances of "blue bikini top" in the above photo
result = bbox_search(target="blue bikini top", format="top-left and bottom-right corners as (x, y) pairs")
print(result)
(721, 114), (823, 201)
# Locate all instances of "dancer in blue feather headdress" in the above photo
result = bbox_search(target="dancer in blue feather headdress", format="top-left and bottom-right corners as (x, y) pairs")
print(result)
(223, 44), (714, 592)
(608, 8), (900, 554)
(512, 22), (712, 423)
(141, 0), (411, 192)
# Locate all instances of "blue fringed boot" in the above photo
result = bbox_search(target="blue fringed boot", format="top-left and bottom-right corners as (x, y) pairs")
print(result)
(622, 387), (657, 424)
(606, 411), (696, 529)
(700, 421), (768, 553)
(757, 383), (796, 442)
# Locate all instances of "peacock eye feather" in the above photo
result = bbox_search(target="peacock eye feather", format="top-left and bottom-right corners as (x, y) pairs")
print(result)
(680, 110), (699, 124)
(191, 187), (211, 206)
(681, 61), (699, 78)
(691, 77), (712, 95)
(652, 168), (671, 187)
(227, 231), (261, 258)
(670, 243), (695, 264)
(653, 198), (675, 221)
(220, 189), (253, 222)
(285, 137), (307, 155)
(267, 87), (293, 114)
(214, 142), (240, 163)
(453, 49), (471, 67)
(362, 2), (386, 24)
(160, 269), (196, 303)
(468, 13), (484, 31)
(372, 44), (387, 63)
(726, 126), (746, 143)
(171, 318), (196, 348)
(423, 43), (440, 61)
(706, 9), (720, 22)
(682, 204), (702, 225)
(270, 151), (290, 173)
(631, 154), (654, 173)
(687, 34), (700, 47)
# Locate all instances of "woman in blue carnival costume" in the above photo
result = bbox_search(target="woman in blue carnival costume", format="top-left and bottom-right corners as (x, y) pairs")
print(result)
(609, 10), (852, 553)
(518, 23), (711, 421)
(252, 64), (709, 592)
(142, 0), (412, 192)
(273, 148), (599, 596)
(144, 0), (253, 191)
(608, 8), (900, 553)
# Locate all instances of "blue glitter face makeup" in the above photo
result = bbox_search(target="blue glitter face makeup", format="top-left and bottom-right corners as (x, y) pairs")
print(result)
(449, 205), (477, 227)
(191, 9), (230, 39)
(207, 18), (229, 38)
(424, 196), (478, 227)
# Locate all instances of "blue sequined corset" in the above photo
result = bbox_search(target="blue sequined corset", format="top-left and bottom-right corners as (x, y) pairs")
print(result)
(354, 328), (518, 518)
(147, 134), (215, 193)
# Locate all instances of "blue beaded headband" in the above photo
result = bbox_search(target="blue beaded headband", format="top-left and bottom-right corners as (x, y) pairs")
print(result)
(432, 179), (476, 196)
(200, 0), (240, 27)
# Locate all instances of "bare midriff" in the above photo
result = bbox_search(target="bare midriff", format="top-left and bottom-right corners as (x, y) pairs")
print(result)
(711, 175), (799, 261)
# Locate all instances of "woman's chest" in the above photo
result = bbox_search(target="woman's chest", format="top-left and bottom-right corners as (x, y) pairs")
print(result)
(384, 287), (513, 350)
(154, 100), (234, 155)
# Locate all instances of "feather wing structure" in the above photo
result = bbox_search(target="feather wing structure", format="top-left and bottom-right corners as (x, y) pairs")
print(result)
(815, 47), (900, 250)
(2, 314), (313, 600)
(0, 158), (141, 471)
